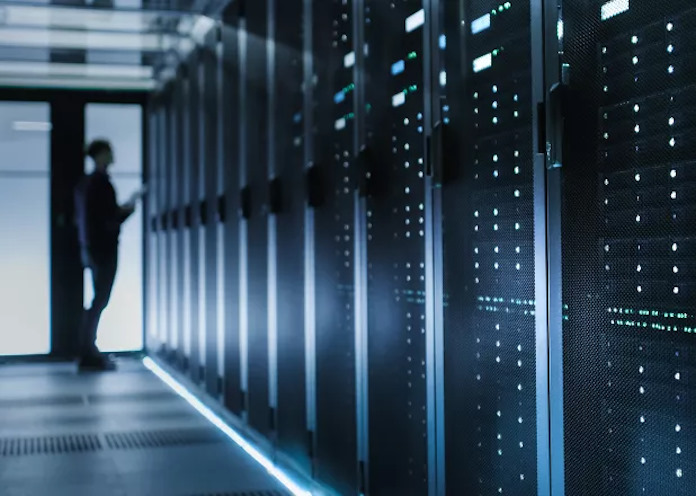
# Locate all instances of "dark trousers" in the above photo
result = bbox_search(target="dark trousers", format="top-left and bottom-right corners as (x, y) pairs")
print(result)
(81, 254), (118, 358)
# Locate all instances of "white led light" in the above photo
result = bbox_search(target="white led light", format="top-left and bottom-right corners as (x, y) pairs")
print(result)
(405, 9), (425, 32)
(677, 469), (683, 478)
(668, 44), (675, 53)
(637, 285), (642, 293)
(673, 287), (679, 294)
(143, 358), (312, 496)
(672, 243), (678, 251)
(675, 372), (681, 380)
(601, 0), (630, 21)
(676, 424), (681, 432)
(634, 125), (640, 133)
(631, 35), (638, 44)
(635, 173), (641, 181)
(634, 104), (640, 112)
(673, 266), (679, 273)
(668, 65), (675, 73)
(471, 13), (491, 34)
(641, 457), (646, 464)
(671, 169), (677, 178)
(632, 56), (639, 65)
(344, 51), (355, 68)
(671, 191), (677, 200)
(667, 22), (674, 31)
(392, 92), (406, 107)
(334, 117), (346, 130)
(473, 52), (493, 73)
(670, 137), (676, 147)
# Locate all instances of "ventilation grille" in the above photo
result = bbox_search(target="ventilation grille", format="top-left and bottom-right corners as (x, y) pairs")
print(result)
(0, 428), (224, 457)
(104, 428), (225, 450)
(87, 391), (178, 404)
(0, 434), (102, 456)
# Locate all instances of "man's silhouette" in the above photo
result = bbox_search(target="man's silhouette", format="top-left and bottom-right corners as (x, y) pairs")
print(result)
(74, 139), (143, 371)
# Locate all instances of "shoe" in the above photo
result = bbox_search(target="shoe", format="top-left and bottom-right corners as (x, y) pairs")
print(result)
(78, 354), (117, 372)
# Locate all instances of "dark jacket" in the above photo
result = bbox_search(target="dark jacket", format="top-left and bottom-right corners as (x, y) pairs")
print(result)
(74, 170), (132, 265)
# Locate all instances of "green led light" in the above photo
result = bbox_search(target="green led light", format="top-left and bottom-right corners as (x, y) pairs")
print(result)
(504, 1), (511, 8)
(408, 51), (417, 59)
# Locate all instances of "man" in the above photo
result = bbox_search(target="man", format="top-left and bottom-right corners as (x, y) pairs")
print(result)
(74, 139), (144, 371)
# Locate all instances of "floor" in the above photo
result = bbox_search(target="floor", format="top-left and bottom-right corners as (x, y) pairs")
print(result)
(0, 358), (289, 496)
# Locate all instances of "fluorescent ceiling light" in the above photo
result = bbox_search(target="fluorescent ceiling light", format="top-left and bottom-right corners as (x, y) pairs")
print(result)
(142, 357), (312, 496)
(0, 76), (155, 90)
(0, 61), (153, 79)
(13, 121), (52, 132)
(0, 5), (169, 32)
(0, 27), (174, 51)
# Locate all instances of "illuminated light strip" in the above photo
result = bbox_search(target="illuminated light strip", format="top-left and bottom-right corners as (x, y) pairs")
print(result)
(391, 60), (405, 76)
(0, 76), (155, 90)
(0, 61), (153, 79)
(344, 51), (355, 68)
(0, 27), (173, 51)
(13, 121), (52, 132)
(335, 117), (346, 130)
(473, 52), (493, 73)
(471, 13), (491, 34)
(392, 91), (406, 107)
(143, 357), (312, 496)
(601, 0), (629, 21)
(405, 9), (425, 33)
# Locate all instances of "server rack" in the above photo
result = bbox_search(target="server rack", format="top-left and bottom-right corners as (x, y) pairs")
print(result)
(244, 0), (272, 438)
(221, 5), (244, 416)
(273, 0), (311, 471)
(362, 2), (430, 494)
(311, 0), (359, 493)
(187, 50), (202, 385)
(202, 28), (220, 398)
(557, 1), (696, 494)
(175, 67), (187, 370)
(440, 1), (545, 495)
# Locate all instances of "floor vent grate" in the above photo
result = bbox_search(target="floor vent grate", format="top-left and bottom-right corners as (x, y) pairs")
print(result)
(0, 396), (84, 408)
(0, 434), (102, 456)
(104, 427), (225, 450)
(87, 391), (178, 404)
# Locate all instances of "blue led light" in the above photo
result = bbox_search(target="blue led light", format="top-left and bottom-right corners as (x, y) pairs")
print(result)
(334, 91), (345, 104)
(439, 34), (447, 49)
(143, 358), (313, 496)
(391, 60), (405, 76)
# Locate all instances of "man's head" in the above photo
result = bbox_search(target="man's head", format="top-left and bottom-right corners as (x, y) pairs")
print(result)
(85, 139), (114, 171)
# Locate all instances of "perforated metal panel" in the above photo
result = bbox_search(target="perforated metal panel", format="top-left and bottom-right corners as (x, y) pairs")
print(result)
(311, 0), (358, 493)
(274, 0), (310, 471)
(363, 2), (429, 494)
(561, 1), (696, 494)
(442, 1), (539, 494)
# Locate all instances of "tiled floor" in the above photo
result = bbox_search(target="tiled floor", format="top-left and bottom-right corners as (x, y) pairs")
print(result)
(0, 358), (288, 496)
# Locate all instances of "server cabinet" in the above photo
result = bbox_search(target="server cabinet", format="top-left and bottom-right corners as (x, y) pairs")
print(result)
(169, 84), (181, 359)
(146, 105), (160, 351)
(273, 0), (310, 470)
(362, 3), (430, 494)
(244, 0), (271, 437)
(157, 103), (170, 353)
(440, 1), (544, 495)
(311, 0), (359, 493)
(181, 70), (194, 370)
(202, 31), (220, 398)
(222, 7), (243, 416)
(557, 1), (696, 494)
(175, 69), (187, 369)
(187, 51), (203, 384)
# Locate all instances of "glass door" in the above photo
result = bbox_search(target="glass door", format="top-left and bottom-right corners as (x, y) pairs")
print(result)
(0, 101), (51, 356)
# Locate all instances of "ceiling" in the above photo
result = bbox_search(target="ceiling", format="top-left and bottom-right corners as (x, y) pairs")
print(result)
(0, 0), (225, 91)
